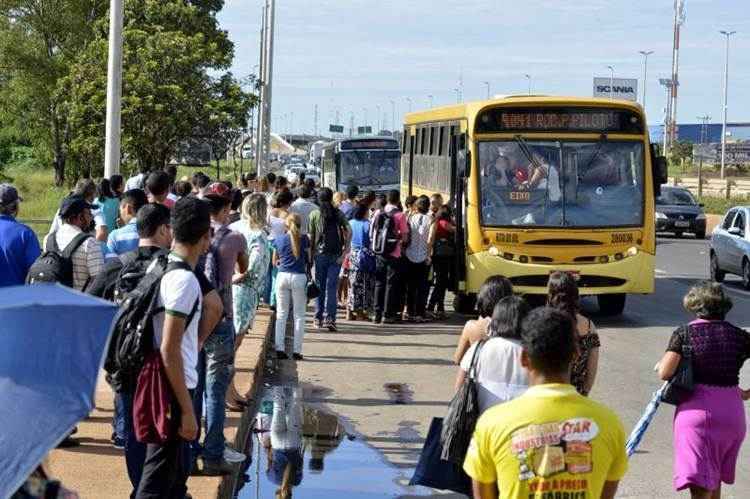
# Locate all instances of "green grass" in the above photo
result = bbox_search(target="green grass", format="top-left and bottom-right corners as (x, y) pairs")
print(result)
(4, 158), (68, 237)
(698, 195), (750, 216)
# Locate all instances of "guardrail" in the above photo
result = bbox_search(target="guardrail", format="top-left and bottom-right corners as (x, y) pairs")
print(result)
(667, 177), (750, 199)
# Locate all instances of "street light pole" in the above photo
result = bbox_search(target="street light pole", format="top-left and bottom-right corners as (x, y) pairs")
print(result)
(104, 0), (124, 178)
(720, 30), (736, 179)
(390, 99), (396, 132)
(524, 74), (532, 95)
(405, 97), (412, 112)
(607, 65), (615, 100)
(483, 81), (490, 100)
(453, 88), (460, 104)
(427, 95), (433, 108)
(376, 105), (381, 133)
(638, 50), (654, 108)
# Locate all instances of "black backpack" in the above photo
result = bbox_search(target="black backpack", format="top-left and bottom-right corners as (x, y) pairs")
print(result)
(371, 211), (400, 256)
(26, 232), (92, 288)
(104, 255), (198, 392)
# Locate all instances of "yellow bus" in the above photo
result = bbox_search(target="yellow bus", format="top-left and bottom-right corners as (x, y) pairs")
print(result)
(401, 96), (667, 315)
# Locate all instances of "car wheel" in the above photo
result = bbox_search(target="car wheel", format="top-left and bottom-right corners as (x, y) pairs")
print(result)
(695, 230), (706, 240)
(710, 252), (725, 282)
(743, 260), (750, 290)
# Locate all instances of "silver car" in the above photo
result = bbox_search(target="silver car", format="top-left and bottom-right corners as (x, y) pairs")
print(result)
(710, 206), (750, 287)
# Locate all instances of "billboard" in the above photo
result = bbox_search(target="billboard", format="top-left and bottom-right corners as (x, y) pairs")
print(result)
(593, 77), (638, 102)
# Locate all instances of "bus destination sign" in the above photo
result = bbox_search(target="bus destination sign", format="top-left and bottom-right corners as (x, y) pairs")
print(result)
(341, 139), (398, 150)
(476, 107), (643, 134)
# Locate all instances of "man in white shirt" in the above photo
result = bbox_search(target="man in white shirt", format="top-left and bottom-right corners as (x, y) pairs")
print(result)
(43, 195), (104, 291)
(125, 165), (150, 191)
(290, 184), (318, 235)
(136, 196), (211, 498)
(48, 178), (109, 242)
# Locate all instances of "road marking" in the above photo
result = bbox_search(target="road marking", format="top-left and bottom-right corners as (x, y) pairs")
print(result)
(656, 269), (666, 274)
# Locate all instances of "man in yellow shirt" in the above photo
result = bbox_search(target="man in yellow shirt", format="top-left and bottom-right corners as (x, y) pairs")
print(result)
(464, 307), (628, 499)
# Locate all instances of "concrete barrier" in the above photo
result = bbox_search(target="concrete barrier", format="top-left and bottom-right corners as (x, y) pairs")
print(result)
(48, 308), (274, 498)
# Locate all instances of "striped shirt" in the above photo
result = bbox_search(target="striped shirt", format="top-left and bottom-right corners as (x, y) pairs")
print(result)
(45, 223), (104, 291)
(105, 220), (139, 260)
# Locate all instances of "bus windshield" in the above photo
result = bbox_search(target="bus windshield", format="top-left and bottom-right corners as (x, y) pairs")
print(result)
(339, 149), (400, 186)
(479, 139), (644, 228)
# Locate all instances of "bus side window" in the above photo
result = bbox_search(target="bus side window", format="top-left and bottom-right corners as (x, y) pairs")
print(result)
(429, 127), (436, 156)
(438, 126), (445, 156)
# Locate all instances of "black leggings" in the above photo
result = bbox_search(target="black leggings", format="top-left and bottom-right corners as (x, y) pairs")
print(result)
(428, 256), (453, 313)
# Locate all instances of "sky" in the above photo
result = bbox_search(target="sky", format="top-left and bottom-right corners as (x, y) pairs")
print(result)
(218, 0), (750, 135)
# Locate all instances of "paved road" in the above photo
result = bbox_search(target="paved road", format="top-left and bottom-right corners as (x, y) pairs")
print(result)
(285, 235), (750, 498)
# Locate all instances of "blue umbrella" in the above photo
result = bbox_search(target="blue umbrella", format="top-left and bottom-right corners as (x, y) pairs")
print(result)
(0, 284), (117, 498)
(625, 382), (668, 458)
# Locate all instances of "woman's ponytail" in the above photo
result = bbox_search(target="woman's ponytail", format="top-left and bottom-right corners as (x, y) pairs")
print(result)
(286, 213), (302, 258)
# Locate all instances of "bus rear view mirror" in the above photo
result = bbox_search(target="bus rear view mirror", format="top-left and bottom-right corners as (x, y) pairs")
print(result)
(653, 155), (668, 196)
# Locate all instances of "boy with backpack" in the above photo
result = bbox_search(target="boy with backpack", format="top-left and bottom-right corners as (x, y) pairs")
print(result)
(370, 190), (409, 324)
(34, 195), (104, 291)
(194, 182), (249, 475)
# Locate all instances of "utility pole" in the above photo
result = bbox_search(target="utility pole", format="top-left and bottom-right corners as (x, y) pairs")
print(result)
(362, 107), (368, 133)
(376, 105), (381, 133)
(104, 0), (124, 178)
(669, 0), (686, 150)
(427, 95), (434, 108)
(453, 88), (460, 104)
(659, 78), (673, 155)
(524, 74), (532, 95)
(255, 3), (266, 176)
(262, 0), (276, 170)
(483, 81), (490, 100)
(720, 30), (736, 179)
(607, 65), (615, 100)
(313, 104), (318, 136)
(639, 50), (654, 108)
(349, 112), (354, 137)
(697, 115), (711, 196)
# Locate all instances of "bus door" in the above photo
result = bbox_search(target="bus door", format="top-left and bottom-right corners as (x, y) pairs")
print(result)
(451, 130), (468, 293)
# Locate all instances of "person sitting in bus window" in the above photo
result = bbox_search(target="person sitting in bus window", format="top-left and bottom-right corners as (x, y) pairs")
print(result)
(518, 153), (561, 203)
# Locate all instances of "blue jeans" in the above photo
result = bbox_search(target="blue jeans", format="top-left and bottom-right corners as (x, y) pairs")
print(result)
(114, 390), (126, 441)
(315, 254), (341, 322)
(119, 391), (147, 496)
(192, 319), (235, 463)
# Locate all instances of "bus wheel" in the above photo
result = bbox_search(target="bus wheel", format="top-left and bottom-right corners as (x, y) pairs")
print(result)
(453, 293), (477, 315)
(597, 294), (626, 316)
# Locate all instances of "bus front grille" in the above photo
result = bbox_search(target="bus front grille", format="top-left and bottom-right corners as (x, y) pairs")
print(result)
(510, 275), (627, 289)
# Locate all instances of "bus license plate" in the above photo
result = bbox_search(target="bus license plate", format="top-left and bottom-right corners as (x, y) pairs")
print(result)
(674, 221), (690, 228)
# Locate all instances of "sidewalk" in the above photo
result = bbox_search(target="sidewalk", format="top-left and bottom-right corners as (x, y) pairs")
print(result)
(47, 309), (273, 499)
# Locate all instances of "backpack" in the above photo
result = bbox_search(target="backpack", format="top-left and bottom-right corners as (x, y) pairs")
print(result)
(26, 232), (92, 288)
(371, 211), (400, 256)
(319, 213), (344, 256)
(197, 225), (231, 306)
(104, 255), (198, 392)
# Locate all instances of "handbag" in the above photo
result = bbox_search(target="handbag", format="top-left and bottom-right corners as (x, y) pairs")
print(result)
(440, 340), (484, 465)
(409, 417), (472, 495)
(661, 326), (694, 405)
(306, 276), (321, 301)
(133, 350), (174, 444)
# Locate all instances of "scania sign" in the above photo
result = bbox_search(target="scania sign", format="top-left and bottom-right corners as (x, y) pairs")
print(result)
(593, 77), (638, 102)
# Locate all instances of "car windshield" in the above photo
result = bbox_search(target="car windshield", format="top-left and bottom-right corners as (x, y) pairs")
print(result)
(479, 139), (645, 227)
(339, 150), (400, 186)
(656, 188), (697, 206)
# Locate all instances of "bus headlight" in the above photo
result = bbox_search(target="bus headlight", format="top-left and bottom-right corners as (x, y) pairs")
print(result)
(655, 212), (667, 221)
(488, 246), (500, 256)
(627, 246), (638, 257)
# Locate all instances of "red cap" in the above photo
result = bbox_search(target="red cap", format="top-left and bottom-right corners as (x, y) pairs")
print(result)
(204, 182), (232, 200)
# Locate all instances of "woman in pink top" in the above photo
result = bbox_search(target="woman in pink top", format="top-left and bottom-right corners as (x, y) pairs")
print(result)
(427, 205), (455, 319)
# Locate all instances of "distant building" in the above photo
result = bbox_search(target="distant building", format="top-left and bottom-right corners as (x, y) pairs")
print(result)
(649, 123), (750, 145)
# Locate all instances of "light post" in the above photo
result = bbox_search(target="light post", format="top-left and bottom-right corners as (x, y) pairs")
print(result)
(638, 50), (654, 108)
(362, 107), (368, 133)
(427, 95), (434, 108)
(607, 65), (615, 99)
(524, 74), (532, 95)
(376, 104), (381, 133)
(483, 81), (490, 99)
(104, 0), (124, 177)
(720, 30), (737, 179)
(405, 97), (412, 113)
(453, 88), (460, 103)
(390, 99), (396, 132)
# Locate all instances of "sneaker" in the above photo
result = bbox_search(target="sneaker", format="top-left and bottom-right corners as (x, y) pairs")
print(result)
(276, 350), (288, 360)
(326, 320), (337, 332)
(202, 459), (235, 476)
(292, 353), (304, 361)
(112, 436), (126, 450)
(223, 446), (247, 463)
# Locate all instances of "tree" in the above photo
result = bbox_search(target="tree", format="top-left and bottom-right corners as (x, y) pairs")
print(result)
(63, 0), (248, 179)
(0, 0), (108, 185)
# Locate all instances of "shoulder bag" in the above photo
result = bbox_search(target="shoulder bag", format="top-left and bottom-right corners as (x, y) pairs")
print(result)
(440, 340), (484, 465)
(661, 325), (694, 405)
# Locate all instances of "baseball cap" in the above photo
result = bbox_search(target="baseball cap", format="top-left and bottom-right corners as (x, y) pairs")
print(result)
(0, 184), (22, 205)
(203, 182), (232, 200)
(59, 195), (98, 218)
